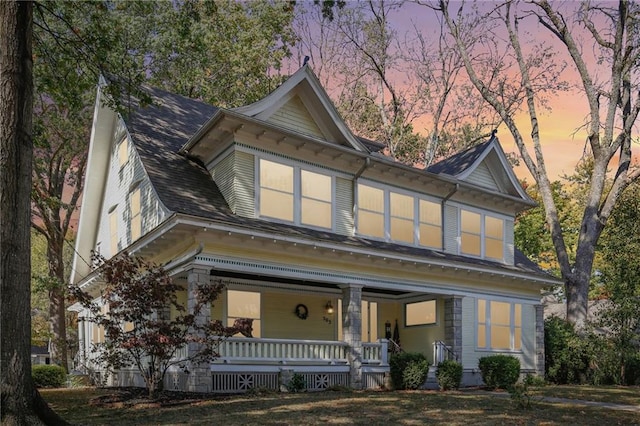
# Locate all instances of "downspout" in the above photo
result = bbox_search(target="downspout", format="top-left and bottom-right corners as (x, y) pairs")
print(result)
(352, 158), (372, 226)
(441, 183), (459, 250)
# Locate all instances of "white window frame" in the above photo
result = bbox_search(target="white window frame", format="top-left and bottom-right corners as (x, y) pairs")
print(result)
(356, 180), (442, 249)
(457, 205), (506, 261)
(476, 298), (522, 351)
(256, 156), (335, 231)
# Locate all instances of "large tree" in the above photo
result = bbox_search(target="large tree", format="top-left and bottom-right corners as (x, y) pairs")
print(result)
(436, 0), (640, 325)
(1, 2), (68, 424)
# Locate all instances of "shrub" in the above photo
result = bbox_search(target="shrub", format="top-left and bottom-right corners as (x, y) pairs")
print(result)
(624, 353), (640, 385)
(435, 360), (463, 391)
(509, 374), (543, 410)
(32, 365), (67, 388)
(286, 373), (306, 392)
(390, 352), (430, 390)
(544, 316), (591, 384)
(478, 355), (520, 390)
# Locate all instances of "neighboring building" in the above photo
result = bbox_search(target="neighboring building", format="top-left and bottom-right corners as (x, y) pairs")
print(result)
(69, 66), (560, 393)
(31, 345), (51, 365)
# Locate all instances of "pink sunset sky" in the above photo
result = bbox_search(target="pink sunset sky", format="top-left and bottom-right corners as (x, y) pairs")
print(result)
(305, 0), (639, 183)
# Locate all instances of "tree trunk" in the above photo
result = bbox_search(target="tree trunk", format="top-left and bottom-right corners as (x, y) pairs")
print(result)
(1, 2), (68, 424)
(48, 238), (68, 371)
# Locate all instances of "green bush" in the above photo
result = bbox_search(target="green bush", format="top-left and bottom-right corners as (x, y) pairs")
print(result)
(435, 360), (463, 391)
(544, 316), (591, 384)
(623, 353), (640, 385)
(390, 352), (429, 390)
(478, 355), (520, 390)
(32, 365), (66, 388)
(509, 374), (543, 410)
(286, 373), (306, 392)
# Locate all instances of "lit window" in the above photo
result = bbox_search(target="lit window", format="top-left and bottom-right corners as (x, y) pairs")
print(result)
(130, 188), (141, 241)
(460, 208), (504, 260)
(259, 159), (294, 222)
(361, 301), (378, 342)
(357, 184), (385, 238)
(118, 138), (129, 168)
(405, 300), (437, 326)
(227, 290), (261, 337)
(477, 299), (521, 350)
(390, 192), (414, 243)
(419, 199), (442, 249)
(357, 182), (443, 250)
(109, 210), (118, 256)
(258, 159), (332, 229)
(301, 170), (332, 228)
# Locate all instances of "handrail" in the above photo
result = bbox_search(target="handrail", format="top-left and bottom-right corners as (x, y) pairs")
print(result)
(433, 340), (458, 364)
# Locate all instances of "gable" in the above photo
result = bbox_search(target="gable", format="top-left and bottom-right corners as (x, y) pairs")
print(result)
(465, 160), (501, 192)
(265, 95), (324, 139)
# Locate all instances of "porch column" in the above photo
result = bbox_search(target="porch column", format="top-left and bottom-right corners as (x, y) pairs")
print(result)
(535, 304), (545, 377)
(187, 268), (212, 393)
(444, 296), (463, 362)
(340, 284), (363, 389)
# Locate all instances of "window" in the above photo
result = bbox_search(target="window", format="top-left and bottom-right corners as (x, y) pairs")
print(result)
(361, 301), (378, 342)
(477, 299), (521, 350)
(356, 182), (442, 249)
(460, 208), (504, 260)
(118, 138), (129, 168)
(357, 184), (384, 238)
(109, 210), (118, 255)
(227, 290), (261, 337)
(130, 188), (141, 241)
(405, 300), (437, 326)
(258, 158), (332, 229)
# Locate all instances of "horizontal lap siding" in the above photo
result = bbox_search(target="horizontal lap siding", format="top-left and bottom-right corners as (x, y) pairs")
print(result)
(444, 204), (458, 254)
(234, 151), (255, 218)
(267, 96), (324, 139)
(504, 218), (514, 265)
(467, 162), (498, 191)
(212, 151), (237, 212)
(262, 292), (336, 341)
(335, 177), (353, 236)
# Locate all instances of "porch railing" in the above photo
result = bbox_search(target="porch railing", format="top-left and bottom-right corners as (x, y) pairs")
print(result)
(433, 340), (458, 364)
(174, 338), (389, 366)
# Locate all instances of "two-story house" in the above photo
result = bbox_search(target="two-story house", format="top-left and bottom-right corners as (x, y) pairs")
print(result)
(69, 66), (559, 393)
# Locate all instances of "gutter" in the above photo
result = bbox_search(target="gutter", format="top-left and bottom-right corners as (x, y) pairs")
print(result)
(352, 157), (372, 220)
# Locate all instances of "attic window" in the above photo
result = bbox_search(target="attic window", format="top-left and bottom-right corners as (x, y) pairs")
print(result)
(118, 138), (129, 168)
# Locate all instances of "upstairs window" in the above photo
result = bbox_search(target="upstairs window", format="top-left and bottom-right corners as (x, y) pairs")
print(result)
(258, 158), (333, 229)
(130, 188), (141, 241)
(357, 182), (442, 249)
(118, 138), (129, 168)
(460, 208), (504, 260)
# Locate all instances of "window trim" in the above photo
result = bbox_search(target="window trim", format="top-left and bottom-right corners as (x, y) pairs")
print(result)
(356, 180), (442, 250)
(256, 156), (335, 232)
(476, 298), (522, 352)
(455, 204), (507, 261)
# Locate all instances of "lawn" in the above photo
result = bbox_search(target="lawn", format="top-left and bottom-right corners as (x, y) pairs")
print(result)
(42, 386), (640, 425)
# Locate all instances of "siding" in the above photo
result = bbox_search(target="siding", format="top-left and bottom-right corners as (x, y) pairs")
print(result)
(234, 150), (255, 218)
(466, 162), (498, 191)
(96, 132), (169, 258)
(262, 292), (335, 340)
(521, 304), (536, 370)
(335, 177), (354, 236)
(444, 204), (458, 254)
(504, 218), (515, 265)
(212, 151), (237, 212)
(461, 296), (475, 367)
(266, 95), (324, 138)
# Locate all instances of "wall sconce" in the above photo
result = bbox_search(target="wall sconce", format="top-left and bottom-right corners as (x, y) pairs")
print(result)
(325, 301), (334, 314)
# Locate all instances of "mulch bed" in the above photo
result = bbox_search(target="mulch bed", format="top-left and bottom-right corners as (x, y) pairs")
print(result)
(89, 387), (226, 408)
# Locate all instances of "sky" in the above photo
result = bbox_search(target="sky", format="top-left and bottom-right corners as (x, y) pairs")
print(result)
(301, 0), (639, 183)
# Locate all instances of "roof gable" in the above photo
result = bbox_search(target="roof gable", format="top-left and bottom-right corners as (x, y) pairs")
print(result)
(232, 65), (366, 152)
(427, 134), (530, 201)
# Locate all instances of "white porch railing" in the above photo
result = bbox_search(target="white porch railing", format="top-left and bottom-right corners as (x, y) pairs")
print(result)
(433, 340), (458, 364)
(174, 338), (389, 366)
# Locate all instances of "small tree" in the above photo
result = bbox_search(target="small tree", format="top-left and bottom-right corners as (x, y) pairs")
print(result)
(70, 252), (250, 398)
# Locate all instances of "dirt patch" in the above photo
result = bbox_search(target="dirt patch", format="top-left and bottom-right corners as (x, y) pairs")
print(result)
(89, 387), (225, 408)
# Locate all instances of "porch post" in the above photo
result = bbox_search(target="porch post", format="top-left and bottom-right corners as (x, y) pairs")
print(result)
(340, 284), (363, 389)
(186, 268), (212, 393)
(535, 304), (545, 377)
(444, 296), (463, 361)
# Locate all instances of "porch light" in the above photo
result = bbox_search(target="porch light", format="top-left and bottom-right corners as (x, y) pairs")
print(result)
(325, 301), (334, 314)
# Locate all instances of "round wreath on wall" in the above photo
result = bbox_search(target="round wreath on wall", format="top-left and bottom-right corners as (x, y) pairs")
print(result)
(295, 304), (308, 320)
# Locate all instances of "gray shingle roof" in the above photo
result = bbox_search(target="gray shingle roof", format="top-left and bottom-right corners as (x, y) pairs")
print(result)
(125, 88), (553, 281)
(426, 136), (495, 176)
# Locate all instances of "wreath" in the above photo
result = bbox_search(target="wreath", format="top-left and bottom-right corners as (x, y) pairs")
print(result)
(295, 304), (308, 320)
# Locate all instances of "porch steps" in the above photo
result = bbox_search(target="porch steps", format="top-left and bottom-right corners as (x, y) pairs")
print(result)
(424, 366), (439, 390)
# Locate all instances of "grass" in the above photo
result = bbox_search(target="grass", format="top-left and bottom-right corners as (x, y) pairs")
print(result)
(41, 386), (640, 425)
(533, 384), (640, 406)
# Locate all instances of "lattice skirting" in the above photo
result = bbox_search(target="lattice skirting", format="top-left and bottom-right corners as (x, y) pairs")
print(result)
(362, 371), (386, 389)
(212, 372), (279, 393)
